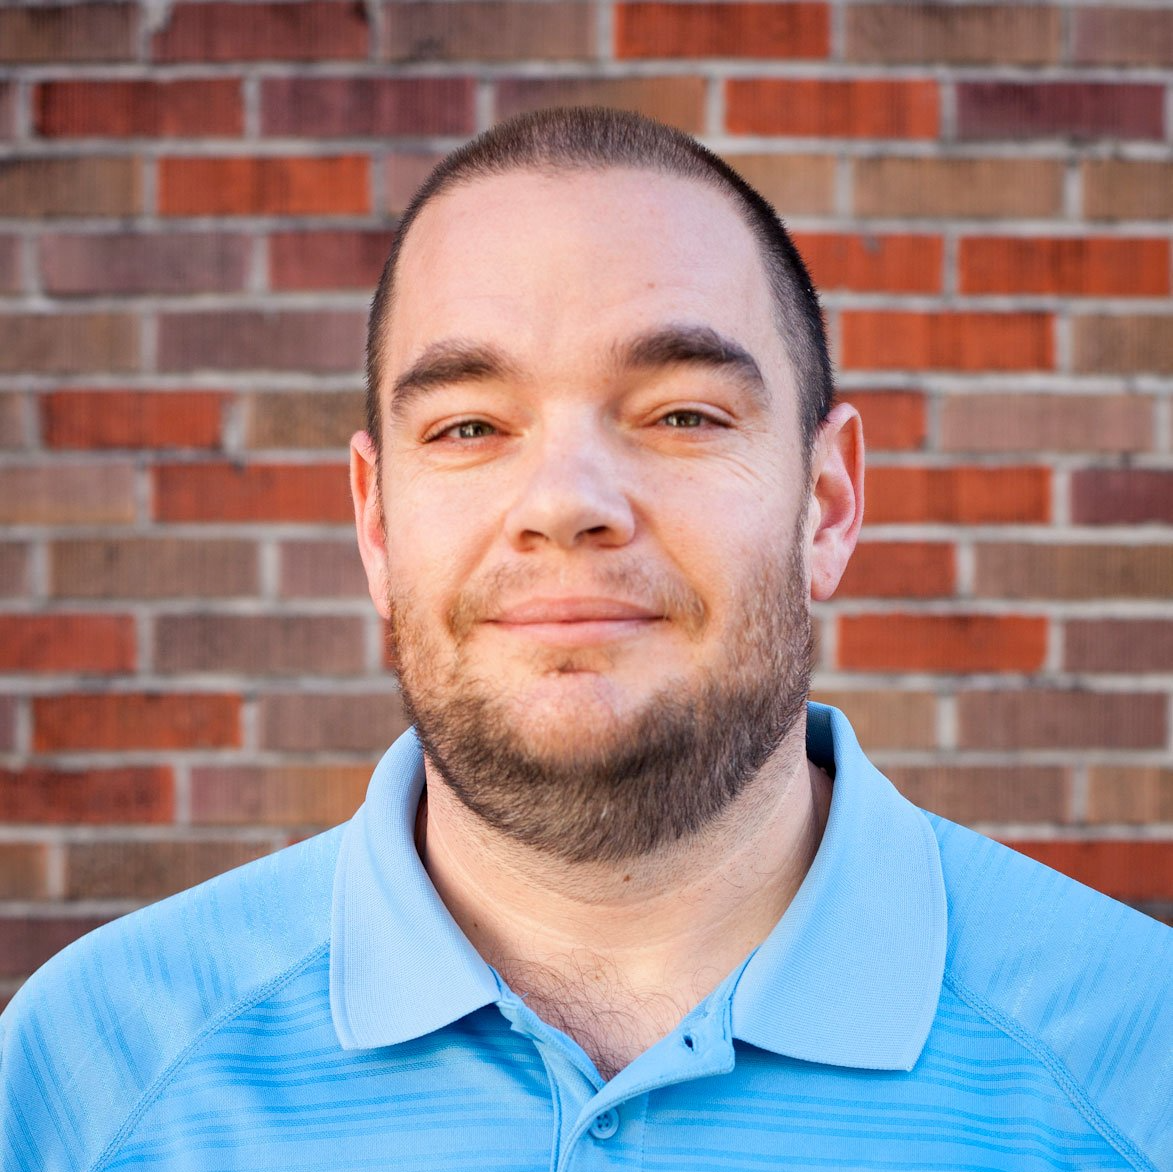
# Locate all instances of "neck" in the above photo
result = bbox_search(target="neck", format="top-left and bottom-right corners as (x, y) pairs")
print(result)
(418, 728), (831, 1079)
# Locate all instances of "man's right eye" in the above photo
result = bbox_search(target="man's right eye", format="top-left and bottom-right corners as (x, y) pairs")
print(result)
(430, 419), (497, 441)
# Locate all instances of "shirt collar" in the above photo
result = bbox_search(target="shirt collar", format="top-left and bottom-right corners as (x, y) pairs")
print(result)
(330, 703), (946, 1070)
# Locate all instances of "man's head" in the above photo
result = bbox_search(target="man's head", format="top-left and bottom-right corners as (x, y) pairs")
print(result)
(352, 108), (863, 863)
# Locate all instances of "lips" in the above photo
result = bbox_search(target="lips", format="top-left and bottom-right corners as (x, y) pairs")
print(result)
(485, 597), (665, 646)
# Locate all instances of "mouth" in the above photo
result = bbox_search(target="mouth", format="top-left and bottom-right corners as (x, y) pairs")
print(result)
(484, 597), (666, 646)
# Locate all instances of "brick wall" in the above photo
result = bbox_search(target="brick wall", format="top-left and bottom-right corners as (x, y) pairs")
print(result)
(1, 0), (1171, 999)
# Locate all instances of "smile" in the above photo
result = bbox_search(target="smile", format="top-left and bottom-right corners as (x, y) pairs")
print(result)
(485, 598), (666, 646)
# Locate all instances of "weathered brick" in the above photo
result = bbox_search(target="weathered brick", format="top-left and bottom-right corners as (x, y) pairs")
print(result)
(617, 3), (827, 59)
(886, 765), (1070, 825)
(793, 232), (942, 293)
(279, 539), (369, 598)
(0, 393), (24, 448)
(959, 237), (1169, 297)
(40, 233), (249, 296)
(0, 4), (135, 63)
(153, 462), (351, 523)
(808, 689), (937, 748)
(159, 156), (368, 216)
(1082, 160), (1173, 221)
(835, 541), (954, 598)
(1071, 470), (1173, 525)
(35, 79), (242, 138)
(847, 4), (1059, 64)
(42, 390), (223, 450)
(155, 614), (366, 675)
(940, 393), (1153, 455)
(721, 154), (837, 216)
(0, 767), (173, 824)
(0, 464), (136, 525)
(727, 78), (937, 138)
(867, 467), (1050, 524)
(0, 846), (49, 900)
(1007, 840), (1173, 904)
(839, 389), (926, 452)
(975, 543), (1173, 600)
(496, 77), (705, 133)
(1065, 619), (1173, 674)
(269, 230), (394, 291)
(245, 390), (363, 449)
(1073, 8), (1173, 66)
(153, 1), (367, 61)
(386, 2), (594, 61)
(840, 311), (1053, 372)
(957, 82), (1165, 141)
(65, 839), (270, 901)
(50, 538), (258, 599)
(957, 690), (1166, 750)
(0, 614), (135, 673)
(191, 764), (368, 825)
(260, 691), (407, 752)
(0, 544), (29, 597)
(1086, 766), (1173, 825)
(34, 693), (241, 751)
(0, 314), (138, 375)
(1073, 316), (1173, 374)
(262, 77), (474, 137)
(838, 614), (1046, 673)
(0, 236), (19, 293)
(0, 916), (112, 978)
(0, 157), (140, 217)
(853, 157), (1063, 219)
(158, 311), (364, 373)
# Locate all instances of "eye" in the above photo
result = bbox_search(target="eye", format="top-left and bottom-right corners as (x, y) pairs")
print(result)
(429, 418), (498, 441)
(660, 409), (709, 429)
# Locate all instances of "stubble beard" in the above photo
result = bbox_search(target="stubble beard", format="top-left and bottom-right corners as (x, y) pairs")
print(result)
(387, 540), (813, 865)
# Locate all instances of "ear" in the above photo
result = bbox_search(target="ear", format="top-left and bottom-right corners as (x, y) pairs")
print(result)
(806, 402), (864, 601)
(350, 430), (393, 620)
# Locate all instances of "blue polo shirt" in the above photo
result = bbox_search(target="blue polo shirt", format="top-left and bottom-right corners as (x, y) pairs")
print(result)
(3, 705), (1170, 1171)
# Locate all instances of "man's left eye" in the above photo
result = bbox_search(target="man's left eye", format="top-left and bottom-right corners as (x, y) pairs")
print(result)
(439, 419), (496, 440)
(661, 410), (706, 428)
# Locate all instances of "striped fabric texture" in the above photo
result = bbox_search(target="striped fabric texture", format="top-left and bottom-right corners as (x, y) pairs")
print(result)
(2, 705), (1170, 1171)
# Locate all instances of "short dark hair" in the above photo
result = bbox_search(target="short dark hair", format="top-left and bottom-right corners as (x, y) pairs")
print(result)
(365, 106), (834, 458)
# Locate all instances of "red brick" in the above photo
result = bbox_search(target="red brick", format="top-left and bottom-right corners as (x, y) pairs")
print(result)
(1065, 619), (1173, 674)
(838, 390), (926, 452)
(0, 916), (112, 978)
(153, 1), (367, 61)
(940, 394), (1153, 454)
(279, 539), (369, 598)
(496, 78), (705, 133)
(1073, 316), (1173, 375)
(1072, 470), (1173, 525)
(0, 464), (136, 525)
(809, 689), (937, 748)
(387, 152), (444, 214)
(385, 2), (595, 61)
(262, 77), (474, 137)
(1082, 161), (1173, 221)
(159, 156), (368, 216)
(0, 83), (13, 139)
(1073, 9), (1173, 66)
(722, 154), (837, 216)
(835, 542), (953, 598)
(42, 390), (223, 450)
(0, 845), (50, 900)
(0, 767), (173, 824)
(155, 614), (365, 675)
(0, 393), (23, 448)
(50, 538), (258, 600)
(153, 462), (351, 523)
(887, 765), (1070, 825)
(1007, 840), (1173, 904)
(40, 233), (249, 296)
(0, 545), (29, 597)
(245, 390), (363, 449)
(867, 467), (1050, 524)
(959, 237), (1169, 297)
(158, 311), (364, 373)
(260, 691), (407, 752)
(0, 614), (135, 674)
(975, 543), (1173, 601)
(0, 236), (19, 292)
(269, 230), (394, 291)
(0, 4), (136, 63)
(34, 693), (241, 751)
(838, 614), (1046, 673)
(794, 233), (942, 294)
(191, 764), (368, 825)
(617, 3), (827, 58)
(0, 697), (14, 752)
(726, 79), (938, 138)
(0, 314), (137, 374)
(957, 690), (1166, 750)
(840, 311), (1053, 372)
(0, 157), (140, 217)
(35, 79), (242, 138)
(1086, 766), (1173, 825)
(957, 82), (1165, 141)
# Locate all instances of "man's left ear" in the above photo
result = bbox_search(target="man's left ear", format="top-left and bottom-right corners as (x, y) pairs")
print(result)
(806, 402), (864, 601)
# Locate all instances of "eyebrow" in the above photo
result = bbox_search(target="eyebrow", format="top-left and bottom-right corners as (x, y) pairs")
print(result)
(388, 340), (519, 419)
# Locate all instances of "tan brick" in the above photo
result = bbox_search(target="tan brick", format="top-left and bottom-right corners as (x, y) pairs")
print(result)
(0, 157), (140, 218)
(0, 845), (50, 900)
(1083, 160), (1173, 220)
(279, 539), (369, 599)
(384, 2), (594, 60)
(495, 77), (705, 133)
(260, 692), (408, 752)
(190, 764), (369, 826)
(940, 394), (1153, 454)
(0, 544), (29, 597)
(1074, 316), (1173, 374)
(853, 157), (1063, 219)
(721, 154), (837, 216)
(0, 464), (136, 525)
(974, 543), (1173, 600)
(245, 390), (363, 450)
(386, 152), (442, 215)
(1086, 766), (1173, 824)
(885, 765), (1071, 825)
(0, 915), (113, 979)
(0, 315), (137, 374)
(848, 4), (1059, 64)
(1073, 8), (1173, 66)
(1065, 619), (1173, 673)
(0, 4), (136, 63)
(0, 236), (20, 291)
(957, 690), (1166, 750)
(809, 690), (937, 749)
(0, 393), (24, 449)
(51, 538), (257, 599)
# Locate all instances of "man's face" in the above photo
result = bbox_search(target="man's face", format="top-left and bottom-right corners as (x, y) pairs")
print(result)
(357, 167), (828, 861)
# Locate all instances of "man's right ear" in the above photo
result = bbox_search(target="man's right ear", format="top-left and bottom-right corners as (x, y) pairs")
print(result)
(350, 430), (392, 620)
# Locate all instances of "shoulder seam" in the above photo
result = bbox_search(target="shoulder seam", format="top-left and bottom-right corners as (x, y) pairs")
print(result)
(943, 969), (1154, 1172)
(87, 937), (331, 1172)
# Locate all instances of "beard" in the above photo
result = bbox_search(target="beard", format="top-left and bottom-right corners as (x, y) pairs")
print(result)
(387, 537), (813, 865)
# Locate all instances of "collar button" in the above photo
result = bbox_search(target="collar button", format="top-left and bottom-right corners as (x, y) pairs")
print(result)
(589, 1109), (620, 1140)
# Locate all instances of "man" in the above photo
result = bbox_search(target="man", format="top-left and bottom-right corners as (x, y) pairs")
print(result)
(2, 108), (1170, 1171)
